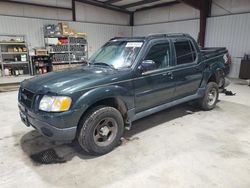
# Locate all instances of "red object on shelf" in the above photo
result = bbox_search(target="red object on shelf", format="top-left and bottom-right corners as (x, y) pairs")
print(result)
(59, 38), (69, 44)
(42, 67), (47, 74)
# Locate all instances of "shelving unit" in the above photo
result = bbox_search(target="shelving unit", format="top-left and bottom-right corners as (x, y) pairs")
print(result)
(0, 35), (30, 77)
(44, 35), (88, 71)
(2, 61), (29, 65)
(31, 55), (52, 75)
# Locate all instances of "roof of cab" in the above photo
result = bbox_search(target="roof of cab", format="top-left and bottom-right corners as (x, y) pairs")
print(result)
(110, 33), (192, 42)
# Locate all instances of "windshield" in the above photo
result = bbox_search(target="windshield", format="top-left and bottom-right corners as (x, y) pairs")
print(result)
(88, 41), (143, 69)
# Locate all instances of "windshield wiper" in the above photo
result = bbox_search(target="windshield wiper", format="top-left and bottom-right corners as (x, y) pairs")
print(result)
(92, 62), (115, 69)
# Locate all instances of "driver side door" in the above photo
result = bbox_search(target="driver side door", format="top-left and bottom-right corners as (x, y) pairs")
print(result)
(134, 40), (175, 113)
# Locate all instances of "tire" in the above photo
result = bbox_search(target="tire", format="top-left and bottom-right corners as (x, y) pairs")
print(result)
(199, 82), (219, 111)
(77, 106), (124, 155)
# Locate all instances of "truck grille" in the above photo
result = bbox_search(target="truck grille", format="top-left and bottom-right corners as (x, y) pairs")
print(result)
(20, 88), (35, 108)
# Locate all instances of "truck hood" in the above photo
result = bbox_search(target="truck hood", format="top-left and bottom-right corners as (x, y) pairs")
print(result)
(21, 65), (122, 94)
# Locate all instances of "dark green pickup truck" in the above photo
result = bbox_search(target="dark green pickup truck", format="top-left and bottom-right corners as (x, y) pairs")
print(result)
(19, 34), (230, 155)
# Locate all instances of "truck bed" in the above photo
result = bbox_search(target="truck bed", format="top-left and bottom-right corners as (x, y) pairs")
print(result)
(201, 47), (227, 59)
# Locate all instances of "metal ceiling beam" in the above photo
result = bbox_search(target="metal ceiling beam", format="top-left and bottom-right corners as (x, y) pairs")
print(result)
(105, 0), (123, 4)
(136, 1), (180, 12)
(199, 0), (211, 47)
(76, 0), (131, 14)
(130, 12), (134, 26)
(121, 0), (161, 9)
(1, 0), (72, 10)
(178, 0), (200, 10)
(178, 0), (212, 47)
(72, 0), (76, 21)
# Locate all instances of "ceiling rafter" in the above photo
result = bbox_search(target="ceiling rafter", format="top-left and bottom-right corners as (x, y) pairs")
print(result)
(136, 1), (180, 11)
(1, 0), (72, 10)
(121, 0), (161, 9)
(76, 0), (131, 14)
(104, 0), (123, 4)
(178, 0), (200, 10)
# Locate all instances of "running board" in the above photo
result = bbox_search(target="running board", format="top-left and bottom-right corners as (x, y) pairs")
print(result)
(132, 88), (205, 122)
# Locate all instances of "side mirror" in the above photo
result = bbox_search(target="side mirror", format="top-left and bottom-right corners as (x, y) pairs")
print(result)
(138, 60), (156, 73)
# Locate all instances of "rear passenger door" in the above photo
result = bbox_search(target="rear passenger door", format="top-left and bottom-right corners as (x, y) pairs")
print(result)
(172, 39), (203, 99)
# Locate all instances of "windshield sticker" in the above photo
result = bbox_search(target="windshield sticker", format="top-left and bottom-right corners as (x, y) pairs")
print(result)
(126, 42), (143, 48)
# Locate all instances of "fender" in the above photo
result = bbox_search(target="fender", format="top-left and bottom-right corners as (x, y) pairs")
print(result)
(72, 85), (134, 114)
(200, 57), (226, 88)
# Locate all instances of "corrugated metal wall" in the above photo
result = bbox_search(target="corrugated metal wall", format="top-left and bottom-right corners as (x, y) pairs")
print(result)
(0, 15), (132, 55)
(206, 13), (250, 77)
(6, 0), (71, 8)
(134, 3), (199, 25)
(134, 12), (250, 59)
(0, 1), (72, 21)
(0, 1), (130, 25)
(1, 1), (249, 78)
(69, 22), (132, 55)
(133, 19), (200, 40)
(211, 0), (250, 16)
(206, 13), (250, 57)
(133, 12), (250, 78)
(75, 2), (130, 25)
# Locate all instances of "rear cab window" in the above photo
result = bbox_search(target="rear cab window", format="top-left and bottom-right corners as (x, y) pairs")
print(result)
(174, 39), (197, 65)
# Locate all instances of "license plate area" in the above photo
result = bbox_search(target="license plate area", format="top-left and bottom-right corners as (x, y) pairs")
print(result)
(19, 103), (25, 112)
(19, 103), (30, 127)
(20, 111), (30, 127)
(20, 111), (27, 119)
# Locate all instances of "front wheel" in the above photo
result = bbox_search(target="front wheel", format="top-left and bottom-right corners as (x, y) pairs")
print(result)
(77, 106), (124, 155)
(199, 82), (219, 111)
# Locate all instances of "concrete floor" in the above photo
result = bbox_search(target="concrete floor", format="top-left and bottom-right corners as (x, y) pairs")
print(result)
(0, 80), (250, 188)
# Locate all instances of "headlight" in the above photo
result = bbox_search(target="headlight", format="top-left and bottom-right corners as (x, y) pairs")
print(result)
(39, 95), (72, 112)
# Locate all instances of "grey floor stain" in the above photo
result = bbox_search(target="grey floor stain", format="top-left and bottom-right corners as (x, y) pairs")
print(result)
(30, 148), (67, 165)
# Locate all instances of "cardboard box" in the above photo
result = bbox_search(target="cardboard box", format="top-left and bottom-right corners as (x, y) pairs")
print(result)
(53, 64), (69, 71)
(58, 22), (78, 35)
(53, 64), (81, 71)
(69, 29), (76, 35)
(35, 48), (48, 56)
(7, 47), (14, 52)
(63, 28), (71, 35)
(45, 38), (59, 45)
(59, 22), (70, 35)
(59, 22), (69, 29)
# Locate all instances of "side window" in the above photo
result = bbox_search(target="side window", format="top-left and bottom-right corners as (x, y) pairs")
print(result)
(144, 42), (170, 71)
(174, 40), (196, 65)
(190, 41), (197, 60)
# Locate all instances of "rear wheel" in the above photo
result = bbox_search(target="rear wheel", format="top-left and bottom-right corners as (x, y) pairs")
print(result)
(199, 82), (219, 111)
(77, 106), (124, 155)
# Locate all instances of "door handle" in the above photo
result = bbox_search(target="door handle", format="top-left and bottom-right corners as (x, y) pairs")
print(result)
(195, 67), (201, 71)
(163, 72), (173, 79)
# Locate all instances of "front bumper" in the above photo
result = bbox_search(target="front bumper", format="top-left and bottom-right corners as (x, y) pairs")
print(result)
(18, 103), (78, 142)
